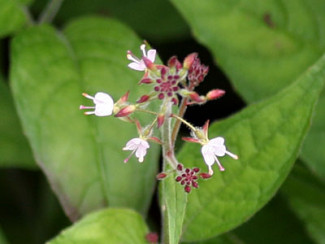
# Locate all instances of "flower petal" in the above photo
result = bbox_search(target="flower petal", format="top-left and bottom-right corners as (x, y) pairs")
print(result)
(147, 49), (156, 62)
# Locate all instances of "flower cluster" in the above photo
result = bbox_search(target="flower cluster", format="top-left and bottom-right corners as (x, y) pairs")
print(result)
(80, 43), (238, 193)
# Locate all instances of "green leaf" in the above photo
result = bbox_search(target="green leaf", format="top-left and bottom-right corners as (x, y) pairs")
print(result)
(161, 165), (187, 244)
(300, 93), (325, 180)
(176, 52), (325, 241)
(0, 227), (9, 244)
(281, 163), (325, 243)
(48, 208), (149, 244)
(10, 17), (160, 221)
(170, 0), (325, 181)
(0, 0), (29, 38)
(0, 77), (35, 168)
(187, 193), (314, 244)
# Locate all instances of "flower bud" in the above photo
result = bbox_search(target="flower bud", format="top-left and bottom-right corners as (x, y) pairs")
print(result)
(206, 89), (225, 100)
(200, 173), (212, 179)
(115, 105), (136, 117)
(156, 172), (167, 180)
(157, 113), (165, 128)
(137, 95), (150, 103)
(189, 92), (205, 103)
(183, 53), (198, 70)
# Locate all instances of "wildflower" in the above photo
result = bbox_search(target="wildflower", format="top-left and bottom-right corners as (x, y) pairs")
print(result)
(201, 137), (238, 174)
(80, 92), (114, 116)
(127, 44), (156, 71)
(123, 138), (150, 163)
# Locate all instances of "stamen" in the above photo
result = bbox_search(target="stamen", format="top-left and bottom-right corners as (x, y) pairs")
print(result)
(84, 111), (95, 115)
(127, 53), (139, 63)
(79, 105), (94, 110)
(82, 93), (94, 100)
(226, 151), (238, 160)
(214, 156), (225, 171)
(123, 150), (136, 163)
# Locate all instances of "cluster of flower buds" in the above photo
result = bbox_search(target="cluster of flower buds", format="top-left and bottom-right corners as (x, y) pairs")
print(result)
(80, 43), (238, 193)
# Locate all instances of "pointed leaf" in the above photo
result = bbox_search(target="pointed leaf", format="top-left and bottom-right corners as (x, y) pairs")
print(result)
(161, 167), (187, 244)
(281, 164), (325, 243)
(10, 17), (159, 221)
(48, 208), (149, 244)
(0, 78), (35, 168)
(176, 52), (325, 241)
(170, 0), (325, 181)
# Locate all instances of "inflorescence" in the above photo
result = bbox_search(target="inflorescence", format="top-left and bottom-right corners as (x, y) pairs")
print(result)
(80, 43), (238, 193)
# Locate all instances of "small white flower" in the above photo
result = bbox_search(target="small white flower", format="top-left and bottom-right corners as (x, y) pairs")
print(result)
(123, 138), (150, 163)
(80, 92), (114, 116)
(127, 44), (156, 71)
(201, 137), (238, 175)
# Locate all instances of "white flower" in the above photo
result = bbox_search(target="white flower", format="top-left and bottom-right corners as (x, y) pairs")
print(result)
(127, 44), (156, 71)
(201, 137), (238, 175)
(80, 92), (114, 116)
(123, 138), (150, 163)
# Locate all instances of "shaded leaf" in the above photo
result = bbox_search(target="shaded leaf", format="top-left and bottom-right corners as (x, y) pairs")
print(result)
(0, 0), (29, 38)
(281, 163), (325, 243)
(10, 17), (160, 221)
(170, 0), (325, 180)
(48, 208), (149, 244)
(0, 77), (35, 168)
(176, 52), (325, 241)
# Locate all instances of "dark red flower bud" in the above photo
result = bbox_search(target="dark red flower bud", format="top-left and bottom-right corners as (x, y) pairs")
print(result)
(184, 185), (192, 193)
(156, 172), (167, 180)
(145, 232), (159, 243)
(177, 164), (183, 171)
(200, 173), (212, 179)
(137, 95), (150, 103)
(175, 176), (182, 182)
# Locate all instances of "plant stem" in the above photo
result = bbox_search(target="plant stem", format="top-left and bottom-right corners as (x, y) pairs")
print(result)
(38, 0), (64, 24)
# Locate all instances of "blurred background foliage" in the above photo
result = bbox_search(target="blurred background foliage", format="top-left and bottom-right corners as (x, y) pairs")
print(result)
(0, 0), (324, 243)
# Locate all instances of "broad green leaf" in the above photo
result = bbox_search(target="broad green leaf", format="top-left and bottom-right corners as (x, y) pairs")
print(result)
(161, 164), (187, 244)
(176, 52), (325, 241)
(0, 77), (35, 168)
(0, 0), (29, 38)
(281, 164), (325, 243)
(10, 17), (159, 221)
(170, 0), (325, 180)
(188, 193), (314, 244)
(48, 208), (149, 244)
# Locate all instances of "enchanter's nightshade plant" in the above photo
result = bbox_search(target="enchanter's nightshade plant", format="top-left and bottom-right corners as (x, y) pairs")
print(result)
(80, 43), (238, 192)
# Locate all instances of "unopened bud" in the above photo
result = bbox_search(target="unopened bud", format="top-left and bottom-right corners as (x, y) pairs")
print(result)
(139, 78), (153, 84)
(156, 172), (167, 180)
(168, 56), (182, 70)
(184, 185), (192, 193)
(200, 173), (212, 179)
(157, 114), (165, 128)
(183, 53), (198, 70)
(137, 95), (150, 103)
(115, 105), (136, 117)
(189, 92), (205, 103)
(206, 89), (225, 100)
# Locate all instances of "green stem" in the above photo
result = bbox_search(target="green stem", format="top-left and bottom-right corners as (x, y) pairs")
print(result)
(38, 0), (64, 24)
